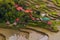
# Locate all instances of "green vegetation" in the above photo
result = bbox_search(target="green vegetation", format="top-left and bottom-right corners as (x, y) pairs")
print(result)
(0, 0), (60, 32)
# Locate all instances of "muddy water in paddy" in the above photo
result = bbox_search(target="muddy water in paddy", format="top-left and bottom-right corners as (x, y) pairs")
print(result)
(0, 28), (48, 40)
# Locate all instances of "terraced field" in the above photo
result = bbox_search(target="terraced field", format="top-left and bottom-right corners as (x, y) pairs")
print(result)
(0, 0), (60, 40)
(0, 28), (49, 40)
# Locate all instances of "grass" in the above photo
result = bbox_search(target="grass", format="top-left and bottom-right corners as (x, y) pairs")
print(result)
(0, 21), (59, 32)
